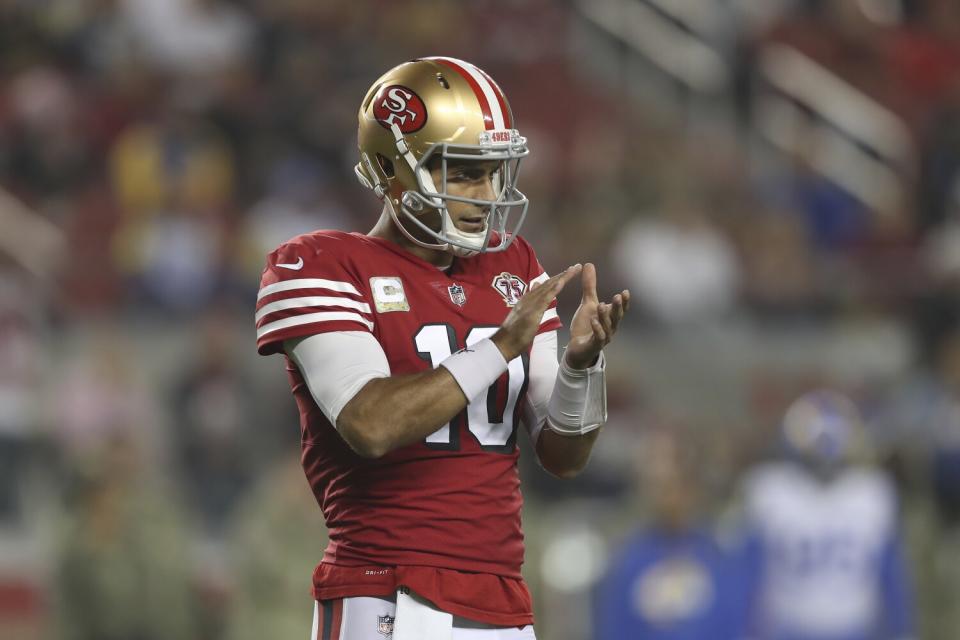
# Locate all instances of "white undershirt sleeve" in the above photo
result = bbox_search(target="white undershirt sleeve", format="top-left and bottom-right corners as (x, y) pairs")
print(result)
(521, 331), (560, 445)
(285, 331), (391, 427)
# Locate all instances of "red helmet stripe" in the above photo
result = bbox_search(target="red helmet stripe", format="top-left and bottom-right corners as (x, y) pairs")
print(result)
(477, 68), (512, 129)
(428, 57), (497, 130)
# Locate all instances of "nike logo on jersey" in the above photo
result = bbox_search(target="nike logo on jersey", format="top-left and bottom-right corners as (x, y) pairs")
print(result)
(277, 257), (304, 270)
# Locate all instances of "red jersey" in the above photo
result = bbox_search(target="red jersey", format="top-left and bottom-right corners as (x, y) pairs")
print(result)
(255, 231), (561, 626)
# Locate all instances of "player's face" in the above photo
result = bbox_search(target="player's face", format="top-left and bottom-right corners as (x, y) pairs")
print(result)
(429, 159), (500, 234)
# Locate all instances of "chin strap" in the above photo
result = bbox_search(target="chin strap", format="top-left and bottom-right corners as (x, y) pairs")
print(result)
(384, 194), (450, 253)
(391, 124), (442, 209)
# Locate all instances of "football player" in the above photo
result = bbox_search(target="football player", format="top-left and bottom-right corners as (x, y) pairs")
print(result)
(593, 429), (747, 640)
(254, 57), (629, 640)
(741, 390), (915, 640)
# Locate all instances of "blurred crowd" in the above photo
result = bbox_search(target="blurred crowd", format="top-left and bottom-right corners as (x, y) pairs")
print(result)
(2, 0), (960, 638)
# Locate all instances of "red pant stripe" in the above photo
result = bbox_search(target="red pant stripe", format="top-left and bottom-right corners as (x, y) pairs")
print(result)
(329, 599), (343, 640)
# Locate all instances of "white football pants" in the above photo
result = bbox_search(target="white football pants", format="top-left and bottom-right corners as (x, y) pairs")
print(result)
(310, 591), (537, 640)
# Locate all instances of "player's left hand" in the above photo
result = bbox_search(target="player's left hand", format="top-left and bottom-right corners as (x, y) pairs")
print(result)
(564, 263), (630, 369)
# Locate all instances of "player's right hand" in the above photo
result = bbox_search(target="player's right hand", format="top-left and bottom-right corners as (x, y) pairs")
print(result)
(492, 264), (582, 361)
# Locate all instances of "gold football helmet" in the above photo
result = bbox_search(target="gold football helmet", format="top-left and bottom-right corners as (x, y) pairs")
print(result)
(355, 57), (529, 257)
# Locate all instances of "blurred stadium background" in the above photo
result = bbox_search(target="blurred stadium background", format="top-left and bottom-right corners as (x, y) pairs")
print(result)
(2, 0), (960, 638)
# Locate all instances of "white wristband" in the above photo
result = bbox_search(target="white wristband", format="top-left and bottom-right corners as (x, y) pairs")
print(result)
(546, 351), (607, 436)
(439, 338), (508, 402)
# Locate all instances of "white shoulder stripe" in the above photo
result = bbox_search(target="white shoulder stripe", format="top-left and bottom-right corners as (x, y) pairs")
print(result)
(539, 308), (558, 325)
(531, 272), (550, 286)
(257, 278), (361, 301)
(256, 311), (374, 340)
(436, 56), (505, 130)
(255, 296), (372, 323)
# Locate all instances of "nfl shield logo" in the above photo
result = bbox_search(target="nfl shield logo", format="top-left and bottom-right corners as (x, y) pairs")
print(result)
(377, 614), (395, 636)
(448, 283), (467, 307)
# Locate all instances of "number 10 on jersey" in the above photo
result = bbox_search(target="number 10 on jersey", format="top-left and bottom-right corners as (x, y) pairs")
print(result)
(414, 325), (528, 453)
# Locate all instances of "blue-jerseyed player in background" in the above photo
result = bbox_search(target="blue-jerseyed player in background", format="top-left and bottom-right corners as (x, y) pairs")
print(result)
(593, 430), (748, 640)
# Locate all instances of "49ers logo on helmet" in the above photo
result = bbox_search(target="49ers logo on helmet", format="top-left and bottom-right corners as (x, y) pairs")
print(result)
(373, 85), (427, 133)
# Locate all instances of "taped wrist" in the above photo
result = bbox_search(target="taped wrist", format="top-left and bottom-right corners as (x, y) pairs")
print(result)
(439, 338), (508, 402)
(546, 351), (607, 436)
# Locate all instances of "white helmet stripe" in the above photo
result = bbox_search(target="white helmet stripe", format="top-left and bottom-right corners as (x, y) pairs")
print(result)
(431, 56), (506, 130)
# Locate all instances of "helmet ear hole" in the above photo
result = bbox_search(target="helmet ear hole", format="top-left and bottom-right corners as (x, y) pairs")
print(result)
(376, 153), (395, 179)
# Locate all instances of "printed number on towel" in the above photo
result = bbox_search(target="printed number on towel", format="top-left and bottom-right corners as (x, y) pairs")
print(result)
(414, 324), (528, 453)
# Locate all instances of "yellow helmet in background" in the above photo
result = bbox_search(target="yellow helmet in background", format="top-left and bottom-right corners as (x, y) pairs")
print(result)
(355, 57), (529, 257)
